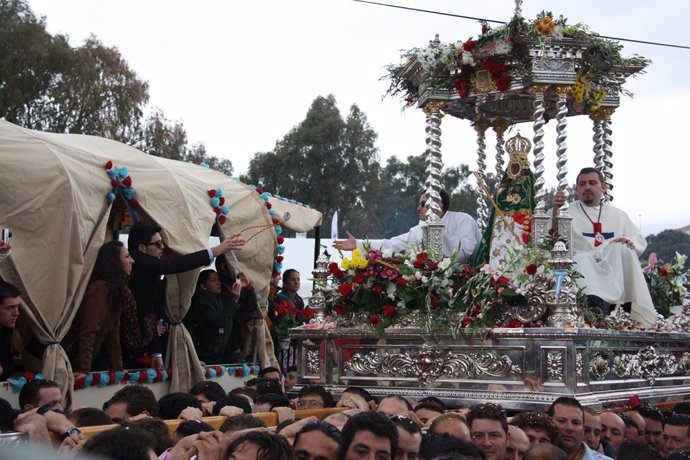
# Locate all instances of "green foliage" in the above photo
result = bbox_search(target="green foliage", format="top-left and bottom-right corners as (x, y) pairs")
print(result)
(642, 230), (690, 270)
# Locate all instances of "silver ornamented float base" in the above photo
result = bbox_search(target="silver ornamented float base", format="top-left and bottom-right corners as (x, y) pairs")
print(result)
(290, 327), (690, 411)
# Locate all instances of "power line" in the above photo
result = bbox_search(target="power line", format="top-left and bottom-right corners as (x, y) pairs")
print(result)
(353, 0), (690, 50)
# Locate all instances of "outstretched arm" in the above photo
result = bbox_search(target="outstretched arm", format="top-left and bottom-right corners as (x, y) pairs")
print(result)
(333, 231), (357, 251)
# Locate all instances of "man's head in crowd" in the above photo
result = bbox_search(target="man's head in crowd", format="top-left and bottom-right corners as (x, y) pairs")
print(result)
(511, 411), (559, 447)
(253, 393), (291, 413)
(103, 384), (159, 423)
(259, 366), (282, 383)
(376, 395), (412, 418)
(466, 403), (510, 460)
(339, 387), (375, 411)
(617, 439), (663, 460)
(547, 397), (585, 455)
(523, 443), (567, 460)
(600, 411), (625, 455)
(293, 420), (342, 460)
(340, 411), (398, 460)
(625, 410), (646, 438)
(506, 425), (530, 460)
(285, 365), (299, 392)
(582, 407), (602, 450)
(297, 385), (334, 409)
(0, 397), (16, 431)
(391, 415), (422, 460)
(428, 412), (471, 440)
(67, 407), (113, 427)
(620, 413), (640, 441)
(414, 400), (445, 425)
(219, 413), (267, 434)
(212, 394), (252, 416)
(18, 379), (63, 412)
(227, 430), (294, 460)
(663, 414), (690, 454)
(128, 221), (164, 259)
(255, 377), (285, 396)
(173, 419), (214, 444)
(0, 281), (20, 329)
(189, 380), (226, 403)
(157, 392), (202, 420)
(125, 418), (173, 456)
(637, 405), (665, 451)
(83, 426), (157, 460)
(420, 432), (486, 460)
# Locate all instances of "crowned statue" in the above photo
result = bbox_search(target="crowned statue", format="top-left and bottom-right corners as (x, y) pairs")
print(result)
(474, 133), (536, 268)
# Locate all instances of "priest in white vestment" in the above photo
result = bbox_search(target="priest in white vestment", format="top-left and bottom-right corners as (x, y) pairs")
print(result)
(335, 190), (481, 263)
(552, 167), (656, 328)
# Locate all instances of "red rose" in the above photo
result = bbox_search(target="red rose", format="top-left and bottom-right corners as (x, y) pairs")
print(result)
(383, 305), (396, 318)
(372, 285), (383, 295)
(208, 189), (216, 198)
(369, 315), (380, 325)
(463, 40), (475, 51)
(525, 264), (538, 275)
(105, 160), (113, 170)
(429, 261), (439, 270)
(396, 277), (407, 287)
(122, 176), (132, 187)
(333, 304), (345, 315)
(497, 276), (510, 286)
(461, 317), (473, 327)
(338, 283), (354, 297)
(354, 273), (366, 284)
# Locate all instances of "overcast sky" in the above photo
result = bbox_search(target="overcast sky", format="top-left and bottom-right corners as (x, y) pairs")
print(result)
(27, 0), (690, 236)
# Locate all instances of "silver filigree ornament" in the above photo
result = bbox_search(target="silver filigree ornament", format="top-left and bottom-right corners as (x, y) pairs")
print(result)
(612, 346), (679, 386)
(306, 349), (321, 375)
(589, 353), (610, 380)
(344, 343), (521, 385)
(546, 350), (564, 382)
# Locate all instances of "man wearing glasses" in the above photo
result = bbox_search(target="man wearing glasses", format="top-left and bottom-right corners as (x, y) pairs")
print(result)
(296, 385), (334, 409)
(125, 221), (245, 370)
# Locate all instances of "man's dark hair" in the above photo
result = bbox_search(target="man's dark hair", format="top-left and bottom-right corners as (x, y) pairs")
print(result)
(18, 379), (59, 410)
(157, 392), (202, 420)
(465, 403), (508, 434)
(665, 414), (690, 437)
(212, 394), (252, 415)
(174, 419), (214, 439)
(256, 377), (285, 396)
(674, 402), (690, 417)
(524, 443), (568, 460)
(339, 411), (398, 460)
(415, 400), (446, 416)
(189, 380), (226, 402)
(342, 386), (374, 403)
(128, 221), (162, 251)
(294, 420), (342, 453)
(0, 281), (20, 303)
(617, 439), (663, 460)
(298, 385), (334, 408)
(619, 413), (639, 432)
(440, 189), (450, 212)
(83, 426), (157, 460)
(255, 393), (291, 410)
(0, 397), (16, 431)
(417, 396), (447, 410)
(637, 404), (665, 425)
(667, 446), (690, 460)
(391, 414), (422, 435)
(125, 417), (173, 455)
(67, 407), (113, 427)
(576, 167), (605, 185)
(230, 386), (259, 402)
(103, 384), (159, 418)
(227, 430), (294, 460)
(420, 432), (486, 460)
(219, 413), (267, 433)
(259, 366), (282, 379)
(511, 410), (560, 444)
(547, 396), (583, 420)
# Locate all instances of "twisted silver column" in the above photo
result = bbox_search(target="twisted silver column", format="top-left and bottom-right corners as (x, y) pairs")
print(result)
(531, 85), (549, 214)
(494, 118), (508, 179)
(474, 113), (490, 231)
(591, 113), (605, 172)
(554, 86), (570, 215)
(601, 108), (615, 202)
(423, 101), (445, 219)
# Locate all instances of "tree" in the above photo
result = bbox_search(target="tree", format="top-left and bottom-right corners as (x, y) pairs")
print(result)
(642, 229), (690, 268)
(242, 95), (381, 236)
(139, 109), (189, 160)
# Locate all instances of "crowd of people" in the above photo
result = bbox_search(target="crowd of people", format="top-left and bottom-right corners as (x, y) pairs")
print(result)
(0, 368), (689, 460)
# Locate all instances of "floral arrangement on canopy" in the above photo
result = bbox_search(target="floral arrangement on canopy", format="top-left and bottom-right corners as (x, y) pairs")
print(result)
(324, 241), (584, 335)
(643, 252), (689, 318)
(384, 11), (650, 113)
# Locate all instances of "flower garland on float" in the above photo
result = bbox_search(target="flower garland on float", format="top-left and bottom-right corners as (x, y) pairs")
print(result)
(104, 161), (139, 213)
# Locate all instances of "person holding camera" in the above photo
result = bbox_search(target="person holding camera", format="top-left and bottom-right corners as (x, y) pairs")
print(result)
(0, 228), (11, 262)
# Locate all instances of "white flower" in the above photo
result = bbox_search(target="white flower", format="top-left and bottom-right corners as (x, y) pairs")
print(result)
(421, 275), (429, 284)
(438, 257), (451, 270)
(386, 283), (397, 298)
(494, 40), (512, 55)
(461, 52), (476, 66)
(382, 249), (393, 258)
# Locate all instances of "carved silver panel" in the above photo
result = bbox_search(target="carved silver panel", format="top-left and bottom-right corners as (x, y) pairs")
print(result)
(612, 347), (682, 386)
(546, 350), (565, 382)
(576, 351), (584, 382)
(306, 349), (321, 375)
(589, 353), (610, 380)
(344, 343), (521, 385)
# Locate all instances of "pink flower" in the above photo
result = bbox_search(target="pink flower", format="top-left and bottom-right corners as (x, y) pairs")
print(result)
(379, 267), (399, 280)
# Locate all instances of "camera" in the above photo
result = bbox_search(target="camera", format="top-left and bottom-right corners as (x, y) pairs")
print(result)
(1, 228), (10, 242)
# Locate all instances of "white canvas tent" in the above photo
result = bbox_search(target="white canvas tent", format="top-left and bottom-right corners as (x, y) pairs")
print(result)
(0, 120), (322, 405)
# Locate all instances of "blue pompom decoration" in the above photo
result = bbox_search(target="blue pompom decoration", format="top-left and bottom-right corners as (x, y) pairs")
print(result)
(123, 187), (136, 200)
(118, 167), (128, 178)
(274, 225), (282, 235)
(107, 169), (118, 179)
(211, 197), (220, 208)
(261, 192), (271, 201)
(274, 262), (283, 272)
(84, 374), (94, 388)
(220, 205), (229, 215)
(277, 245), (285, 254)
(98, 372), (110, 387)
(269, 209), (277, 217)
(200, 162), (209, 168)
(129, 371), (140, 383)
(106, 191), (116, 203)
(215, 188), (223, 197)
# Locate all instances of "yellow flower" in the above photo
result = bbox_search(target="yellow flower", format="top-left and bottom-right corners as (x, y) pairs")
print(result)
(572, 74), (587, 103)
(590, 89), (607, 111)
(341, 258), (351, 270)
(535, 16), (555, 36)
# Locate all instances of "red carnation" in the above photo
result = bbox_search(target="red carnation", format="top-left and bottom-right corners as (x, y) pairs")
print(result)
(461, 317), (473, 327)
(372, 285), (383, 295)
(105, 160), (113, 170)
(369, 314), (381, 325)
(525, 264), (538, 275)
(217, 215), (227, 225)
(497, 276), (510, 286)
(338, 283), (354, 297)
(396, 277), (407, 287)
(354, 273), (366, 284)
(463, 40), (475, 51)
(122, 176), (132, 187)
(383, 305), (396, 318)
(333, 304), (345, 315)
(208, 189), (216, 198)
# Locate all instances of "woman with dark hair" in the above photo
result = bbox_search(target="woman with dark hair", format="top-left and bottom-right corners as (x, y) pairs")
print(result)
(63, 240), (133, 378)
(274, 269), (304, 310)
(184, 269), (239, 364)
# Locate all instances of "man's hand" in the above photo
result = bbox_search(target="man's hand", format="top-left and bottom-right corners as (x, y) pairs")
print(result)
(552, 189), (566, 214)
(613, 237), (635, 250)
(179, 406), (204, 421)
(336, 393), (368, 410)
(218, 405), (244, 418)
(201, 401), (216, 416)
(231, 280), (242, 302)
(212, 234), (246, 256)
(272, 406), (295, 424)
(333, 231), (357, 251)
(275, 416), (317, 438)
(194, 431), (227, 460)
(0, 241), (10, 254)
(14, 412), (50, 444)
(151, 355), (164, 371)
